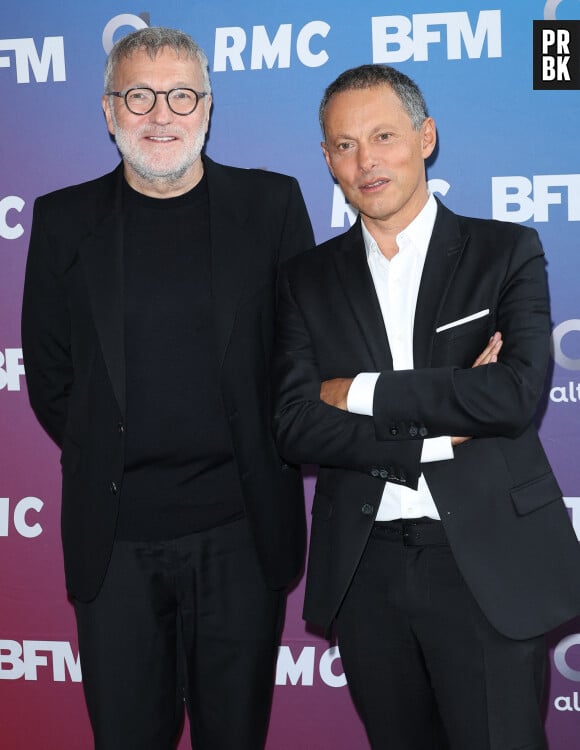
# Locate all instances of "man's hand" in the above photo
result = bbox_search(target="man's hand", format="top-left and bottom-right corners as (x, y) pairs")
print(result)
(320, 377), (354, 411)
(471, 331), (503, 366)
(452, 332), (503, 445)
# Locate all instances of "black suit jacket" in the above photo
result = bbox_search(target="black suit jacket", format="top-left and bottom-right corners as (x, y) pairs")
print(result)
(274, 200), (580, 640)
(22, 156), (314, 602)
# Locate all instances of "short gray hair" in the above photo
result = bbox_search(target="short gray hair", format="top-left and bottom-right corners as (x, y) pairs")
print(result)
(319, 64), (428, 136)
(104, 26), (211, 94)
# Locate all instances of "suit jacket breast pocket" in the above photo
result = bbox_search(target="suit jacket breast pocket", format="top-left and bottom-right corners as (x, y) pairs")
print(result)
(433, 314), (493, 367)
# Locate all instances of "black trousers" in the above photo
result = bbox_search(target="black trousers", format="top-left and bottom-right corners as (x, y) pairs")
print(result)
(74, 517), (284, 750)
(335, 519), (547, 750)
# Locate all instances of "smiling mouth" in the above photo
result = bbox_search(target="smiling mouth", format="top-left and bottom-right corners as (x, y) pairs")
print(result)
(360, 178), (390, 191)
(145, 136), (177, 142)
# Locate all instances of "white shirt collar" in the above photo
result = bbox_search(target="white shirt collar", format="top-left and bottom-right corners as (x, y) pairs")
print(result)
(361, 193), (438, 261)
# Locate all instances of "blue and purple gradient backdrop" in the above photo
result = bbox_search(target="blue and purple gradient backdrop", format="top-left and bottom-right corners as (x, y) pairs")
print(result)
(1, 1), (579, 748)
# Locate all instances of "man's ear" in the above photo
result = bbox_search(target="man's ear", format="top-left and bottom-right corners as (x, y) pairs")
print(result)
(421, 117), (437, 159)
(102, 95), (115, 136)
(321, 141), (335, 179)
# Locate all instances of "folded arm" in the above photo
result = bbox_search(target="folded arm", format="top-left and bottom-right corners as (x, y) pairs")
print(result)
(371, 230), (550, 441)
(273, 266), (422, 488)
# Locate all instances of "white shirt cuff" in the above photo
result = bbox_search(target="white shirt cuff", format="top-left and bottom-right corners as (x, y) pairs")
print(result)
(421, 436), (454, 463)
(346, 372), (380, 415)
(348, 374), (453, 463)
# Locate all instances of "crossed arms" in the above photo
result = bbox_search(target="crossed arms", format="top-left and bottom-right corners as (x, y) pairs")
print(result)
(273, 225), (551, 483)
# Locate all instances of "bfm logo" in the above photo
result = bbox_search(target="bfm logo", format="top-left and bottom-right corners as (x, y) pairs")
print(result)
(0, 37), (65, 83)
(0, 196), (25, 240)
(0, 640), (80, 681)
(492, 175), (580, 223)
(0, 497), (43, 538)
(0, 349), (24, 391)
(372, 10), (502, 62)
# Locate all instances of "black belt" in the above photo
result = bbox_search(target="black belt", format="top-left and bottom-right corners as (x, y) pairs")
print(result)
(372, 518), (447, 546)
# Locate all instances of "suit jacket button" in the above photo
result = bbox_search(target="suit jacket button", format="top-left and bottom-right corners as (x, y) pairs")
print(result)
(361, 503), (374, 516)
(379, 469), (388, 479)
(109, 481), (118, 495)
(408, 424), (418, 437)
(117, 422), (125, 434)
(390, 426), (399, 436)
(419, 426), (428, 437)
(371, 468), (380, 478)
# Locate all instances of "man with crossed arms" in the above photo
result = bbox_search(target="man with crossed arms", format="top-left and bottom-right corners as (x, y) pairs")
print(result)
(274, 64), (580, 749)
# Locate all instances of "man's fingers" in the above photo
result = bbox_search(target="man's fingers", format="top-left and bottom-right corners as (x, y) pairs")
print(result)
(472, 332), (502, 368)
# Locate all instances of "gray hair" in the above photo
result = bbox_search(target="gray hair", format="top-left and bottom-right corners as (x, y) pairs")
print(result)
(319, 64), (428, 137)
(104, 26), (211, 94)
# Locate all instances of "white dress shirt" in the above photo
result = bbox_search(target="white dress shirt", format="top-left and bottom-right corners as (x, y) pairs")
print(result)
(347, 195), (452, 520)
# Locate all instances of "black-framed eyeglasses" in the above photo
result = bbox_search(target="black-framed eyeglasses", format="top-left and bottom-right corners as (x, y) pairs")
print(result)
(106, 87), (208, 116)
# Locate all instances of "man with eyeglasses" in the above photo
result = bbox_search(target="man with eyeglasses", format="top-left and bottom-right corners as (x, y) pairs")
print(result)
(21, 26), (313, 750)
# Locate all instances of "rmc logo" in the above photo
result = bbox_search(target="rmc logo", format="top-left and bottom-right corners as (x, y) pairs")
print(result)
(0, 196), (25, 240)
(0, 37), (65, 83)
(371, 10), (502, 62)
(213, 21), (330, 71)
(0, 497), (43, 538)
(275, 645), (346, 687)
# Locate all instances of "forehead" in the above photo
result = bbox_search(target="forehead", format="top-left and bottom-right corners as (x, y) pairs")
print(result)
(324, 84), (410, 131)
(113, 47), (202, 86)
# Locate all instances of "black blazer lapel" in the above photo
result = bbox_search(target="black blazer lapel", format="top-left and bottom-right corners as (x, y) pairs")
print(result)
(413, 200), (468, 369)
(333, 218), (393, 371)
(78, 166), (126, 416)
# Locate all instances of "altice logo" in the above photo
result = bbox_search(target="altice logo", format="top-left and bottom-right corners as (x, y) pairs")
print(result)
(545, 1), (580, 19)
(102, 13), (150, 55)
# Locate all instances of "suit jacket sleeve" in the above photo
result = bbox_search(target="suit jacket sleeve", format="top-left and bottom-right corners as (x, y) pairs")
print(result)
(21, 196), (72, 448)
(373, 225), (551, 441)
(273, 263), (422, 488)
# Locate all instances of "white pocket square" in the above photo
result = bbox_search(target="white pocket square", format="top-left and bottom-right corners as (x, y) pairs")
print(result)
(435, 309), (490, 334)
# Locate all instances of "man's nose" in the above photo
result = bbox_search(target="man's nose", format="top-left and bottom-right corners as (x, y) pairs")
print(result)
(357, 142), (377, 172)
